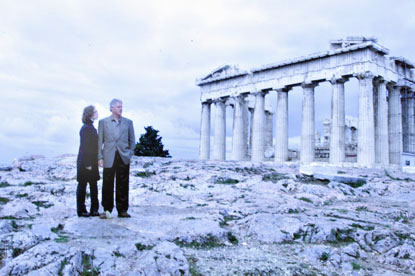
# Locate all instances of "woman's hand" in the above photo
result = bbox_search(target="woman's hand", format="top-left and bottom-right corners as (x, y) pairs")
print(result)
(86, 166), (92, 170)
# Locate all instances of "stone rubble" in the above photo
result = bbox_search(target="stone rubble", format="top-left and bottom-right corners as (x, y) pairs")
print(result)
(0, 155), (414, 275)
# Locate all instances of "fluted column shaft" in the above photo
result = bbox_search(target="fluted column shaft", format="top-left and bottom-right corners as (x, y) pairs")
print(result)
(402, 89), (409, 153)
(232, 95), (248, 161)
(388, 84), (403, 165)
(274, 88), (290, 162)
(301, 82), (317, 164)
(231, 103), (235, 152)
(248, 108), (254, 153)
(357, 73), (375, 167)
(213, 99), (226, 160)
(374, 79), (389, 165)
(407, 91), (415, 153)
(199, 101), (211, 160)
(251, 92), (266, 162)
(265, 111), (273, 149)
(243, 103), (249, 158)
(329, 77), (346, 164)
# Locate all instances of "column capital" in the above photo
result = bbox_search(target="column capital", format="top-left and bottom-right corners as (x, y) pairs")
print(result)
(301, 81), (319, 89)
(373, 77), (386, 86)
(233, 94), (247, 100)
(354, 71), (375, 80)
(201, 99), (212, 105)
(275, 86), (292, 93)
(328, 75), (349, 85)
(397, 79), (415, 90)
(232, 94), (248, 105)
(213, 97), (228, 104)
(386, 81), (400, 91)
(400, 88), (415, 100)
(251, 90), (268, 96)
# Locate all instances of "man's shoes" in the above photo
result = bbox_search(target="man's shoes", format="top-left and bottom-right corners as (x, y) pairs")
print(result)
(78, 211), (90, 217)
(99, 210), (112, 219)
(90, 211), (100, 217)
(118, 211), (131, 218)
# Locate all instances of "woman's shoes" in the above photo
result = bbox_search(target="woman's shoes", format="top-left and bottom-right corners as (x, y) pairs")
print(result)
(78, 211), (90, 217)
(78, 211), (100, 217)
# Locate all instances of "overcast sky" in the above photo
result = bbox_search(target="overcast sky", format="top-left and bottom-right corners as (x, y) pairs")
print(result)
(1, 0), (415, 164)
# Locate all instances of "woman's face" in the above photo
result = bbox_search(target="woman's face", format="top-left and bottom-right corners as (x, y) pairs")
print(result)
(91, 109), (98, 121)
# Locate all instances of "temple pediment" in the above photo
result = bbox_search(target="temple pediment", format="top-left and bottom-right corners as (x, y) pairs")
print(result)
(330, 36), (377, 48)
(198, 64), (247, 84)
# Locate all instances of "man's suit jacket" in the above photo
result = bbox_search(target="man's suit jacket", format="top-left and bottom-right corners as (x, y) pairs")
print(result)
(98, 115), (136, 168)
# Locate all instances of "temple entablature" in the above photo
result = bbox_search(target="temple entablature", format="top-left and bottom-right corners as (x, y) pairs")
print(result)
(197, 38), (415, 102)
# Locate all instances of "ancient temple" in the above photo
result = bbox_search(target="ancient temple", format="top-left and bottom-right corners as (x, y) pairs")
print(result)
(196, 37), (415, 168)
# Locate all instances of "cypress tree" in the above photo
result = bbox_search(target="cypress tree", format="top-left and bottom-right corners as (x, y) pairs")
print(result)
(135, 126), (171, 157)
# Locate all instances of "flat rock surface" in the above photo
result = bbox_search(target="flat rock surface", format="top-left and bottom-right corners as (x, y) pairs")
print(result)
(0, 155), (414, 275)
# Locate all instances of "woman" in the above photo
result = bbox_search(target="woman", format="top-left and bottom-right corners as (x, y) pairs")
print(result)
(76, 105), (100, 217)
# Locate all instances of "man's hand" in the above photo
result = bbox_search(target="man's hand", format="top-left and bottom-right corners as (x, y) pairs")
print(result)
(85, 166), (92, 171)
(98, 160), (104, 167)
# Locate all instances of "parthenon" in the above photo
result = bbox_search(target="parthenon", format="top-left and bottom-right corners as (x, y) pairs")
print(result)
(196, 37), (415, 168)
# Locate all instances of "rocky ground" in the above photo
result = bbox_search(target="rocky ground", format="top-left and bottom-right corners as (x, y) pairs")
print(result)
(0, 155), (414, 275)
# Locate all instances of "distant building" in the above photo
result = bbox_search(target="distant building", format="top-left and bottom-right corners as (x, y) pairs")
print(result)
(315, 116), (358, 162)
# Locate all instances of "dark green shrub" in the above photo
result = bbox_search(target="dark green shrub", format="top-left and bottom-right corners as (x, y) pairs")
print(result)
(135, 126), (171, 157)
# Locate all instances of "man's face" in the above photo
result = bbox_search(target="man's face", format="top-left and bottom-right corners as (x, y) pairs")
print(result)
(111, 102), (123, 117)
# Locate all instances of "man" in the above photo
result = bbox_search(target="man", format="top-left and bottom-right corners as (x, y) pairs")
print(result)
(98, 99), (135, 218)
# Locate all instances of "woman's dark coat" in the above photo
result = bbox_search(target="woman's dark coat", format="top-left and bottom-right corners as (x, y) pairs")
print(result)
(77, 120), (100, 182)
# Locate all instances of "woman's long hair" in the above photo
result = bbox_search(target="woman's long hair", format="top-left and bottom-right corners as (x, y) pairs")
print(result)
(82, 105), (95, 124)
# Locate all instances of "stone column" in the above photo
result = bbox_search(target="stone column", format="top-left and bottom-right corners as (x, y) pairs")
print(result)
(248, 107), (254, 155)
(231, 95), (248, 161)
(199, 101), (211, 160)
(323, 119), (330, 147)
(388, 83), (403, 165)
(407, 90), (415, 153)
(251, 91), (266, 162)
(213, 99), (226, 160)
(243, 102), (249, 158)
(274, 87), (290, 163)
(301, 82), (318, 164)
(230, 102), (235, 153)
(402, 88), (409, 153)
(356, 73), (375, 167)
(329, 77), (347, 164)
(265, 110), (273, 149)
(374, 78), (389, 165)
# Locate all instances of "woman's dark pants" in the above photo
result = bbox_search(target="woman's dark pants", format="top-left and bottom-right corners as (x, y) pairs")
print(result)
(77, 180), (99, 215)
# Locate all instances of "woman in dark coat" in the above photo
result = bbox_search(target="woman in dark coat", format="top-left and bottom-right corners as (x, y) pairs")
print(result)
(76, 105), (100, 217)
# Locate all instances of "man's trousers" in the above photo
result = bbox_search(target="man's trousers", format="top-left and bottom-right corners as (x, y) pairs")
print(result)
(102, 151), (130, 213)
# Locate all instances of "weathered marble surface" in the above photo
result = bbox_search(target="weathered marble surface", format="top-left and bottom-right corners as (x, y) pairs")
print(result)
(0, 155), (414, 275)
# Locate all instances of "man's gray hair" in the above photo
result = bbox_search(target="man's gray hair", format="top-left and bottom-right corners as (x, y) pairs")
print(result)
(109, 98), (122, 109)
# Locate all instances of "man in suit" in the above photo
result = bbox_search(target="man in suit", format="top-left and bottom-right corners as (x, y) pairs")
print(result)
(98, 98), (135, 218)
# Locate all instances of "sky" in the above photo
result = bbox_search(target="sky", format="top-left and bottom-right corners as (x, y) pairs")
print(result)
(1, 0), (415, 164)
